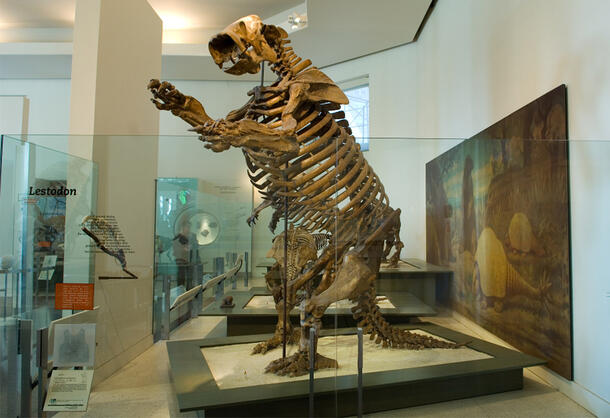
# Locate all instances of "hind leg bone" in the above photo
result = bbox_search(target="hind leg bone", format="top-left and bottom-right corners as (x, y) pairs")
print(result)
(306, 250), (376, 311)
(265, 250), (375, 377)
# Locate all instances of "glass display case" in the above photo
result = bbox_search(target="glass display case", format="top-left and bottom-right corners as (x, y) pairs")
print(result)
(153, 176), (252, 340)
(0, 134), (97, 415)
(1, 133), (607, 417)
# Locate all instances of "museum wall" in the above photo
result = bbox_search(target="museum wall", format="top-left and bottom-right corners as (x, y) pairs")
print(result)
(0, 79), (70, 145)
(324, 0), (610, 414)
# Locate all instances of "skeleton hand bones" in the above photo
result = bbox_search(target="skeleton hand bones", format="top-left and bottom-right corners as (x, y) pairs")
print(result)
(148, 79), (212, 127)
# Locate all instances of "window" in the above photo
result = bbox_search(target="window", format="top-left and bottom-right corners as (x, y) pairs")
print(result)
(341, 82), (370, 151)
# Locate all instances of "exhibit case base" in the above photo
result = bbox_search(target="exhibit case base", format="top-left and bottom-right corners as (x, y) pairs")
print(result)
(167, 323), (544, 417)
(200, 286), (436, 336)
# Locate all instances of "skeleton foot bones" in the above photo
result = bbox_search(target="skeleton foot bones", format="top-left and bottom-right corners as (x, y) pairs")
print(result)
(252, 327), (300, 354)
(265, 352), (338, 377)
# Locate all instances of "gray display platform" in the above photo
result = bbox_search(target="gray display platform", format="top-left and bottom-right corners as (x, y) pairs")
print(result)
(200, 287), (436, 336)
(378, 258), (454, 306)
(167, 323), (544, 416)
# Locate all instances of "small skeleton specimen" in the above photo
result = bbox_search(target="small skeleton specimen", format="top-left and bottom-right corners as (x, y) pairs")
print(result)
(81, 215), (137, 279)
(252, 226), (326, 355)
(149, 15), (460, 376)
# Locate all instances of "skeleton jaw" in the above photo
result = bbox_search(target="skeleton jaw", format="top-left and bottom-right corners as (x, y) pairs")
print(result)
(214, 40), (260, 75)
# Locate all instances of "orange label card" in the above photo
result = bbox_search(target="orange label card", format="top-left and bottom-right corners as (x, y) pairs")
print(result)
(55, 283), (94, 310)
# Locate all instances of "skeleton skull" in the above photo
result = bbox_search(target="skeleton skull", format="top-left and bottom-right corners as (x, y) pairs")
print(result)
(208, 14), (287, 75)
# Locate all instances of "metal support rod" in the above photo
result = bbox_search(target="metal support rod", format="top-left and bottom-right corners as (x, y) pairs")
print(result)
(190, 290), (201, 319)
(19, 319), (33, 418)
(3, 271), (7, 318)
(46, 274), (50, 308)
(5, 319), (18, 417)
(309, 327), (315, 418)
(162, 274), (170, 340)
(37, 327), (49, 416)
(214, 257), (225, 301)
(244, 252), (249, 287)
(357, 327), (363, 418)
(34, 270), (38, 308)
(15, 271), (20, 315)
(260, 62), (265, 86)
(282, 174), (288, 360)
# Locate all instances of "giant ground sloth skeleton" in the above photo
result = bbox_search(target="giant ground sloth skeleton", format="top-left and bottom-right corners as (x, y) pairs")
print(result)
(149, 15), (460, 376)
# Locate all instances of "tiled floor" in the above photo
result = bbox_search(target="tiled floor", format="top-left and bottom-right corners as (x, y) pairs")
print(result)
(56, 300), (595, 417)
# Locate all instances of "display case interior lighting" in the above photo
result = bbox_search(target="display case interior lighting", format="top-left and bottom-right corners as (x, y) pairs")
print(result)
(288, 12), (307, 30)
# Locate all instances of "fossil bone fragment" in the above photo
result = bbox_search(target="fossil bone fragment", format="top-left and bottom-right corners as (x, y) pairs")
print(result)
(149, 14), (461, 377)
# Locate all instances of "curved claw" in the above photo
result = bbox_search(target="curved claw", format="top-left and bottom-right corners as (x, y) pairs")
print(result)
(147, 79), (161, 89)
(147, 79), (187, 110)
(246, 213), (259, 227)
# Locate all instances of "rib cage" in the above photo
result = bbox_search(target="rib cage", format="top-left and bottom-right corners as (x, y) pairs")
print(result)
(240, 40), (393, 247)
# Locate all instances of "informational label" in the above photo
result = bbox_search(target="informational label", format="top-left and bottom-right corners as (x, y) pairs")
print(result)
(214, 185), (241, 195)
(82, 215), (133, 255)
(43, 369), (94, 412)
(53, 323), (96, 368)
(18, 192), (39, 205)
(55, 283), (94, 310)
(38, 255), (58, 281)
(81, 214), (138, 279)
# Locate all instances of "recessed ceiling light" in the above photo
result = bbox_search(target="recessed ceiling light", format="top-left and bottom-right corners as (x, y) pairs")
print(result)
(288, 12), (307, 31)
(159, 14), (190, 30)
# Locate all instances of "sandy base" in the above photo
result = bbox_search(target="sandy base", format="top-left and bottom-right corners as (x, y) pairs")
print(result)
(201, 330), (491, 390)
(243, 295), (395, 310)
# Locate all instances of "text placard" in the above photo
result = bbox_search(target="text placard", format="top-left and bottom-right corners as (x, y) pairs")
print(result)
(55, 283), (94, 310)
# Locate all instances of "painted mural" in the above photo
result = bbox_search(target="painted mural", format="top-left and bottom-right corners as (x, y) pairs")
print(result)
(426, 85), (572, 379)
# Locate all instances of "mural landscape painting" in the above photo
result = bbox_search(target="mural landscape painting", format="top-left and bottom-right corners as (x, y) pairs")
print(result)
(426, 85), (572, 379)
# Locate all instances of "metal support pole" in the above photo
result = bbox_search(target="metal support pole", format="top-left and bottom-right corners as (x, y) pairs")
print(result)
(19, 319), (33, 418)
(191, 289), (202, 319)
(15, 270), (20, 315)
(34, 269), (38, 308)
(357, 327), (363, 418)
(282, 174), (288, 360)
(231, 253), (237, 290)
(162, 274), (170, 340)
(309, 327), (315, 418)
(214, 257), (225, 301)
(3, 271), (7, 318)
(46, 272), (50, 308)
(37, 327), (49, 416)
(244, 251), (249, 288)
(3, 319), (19, 417)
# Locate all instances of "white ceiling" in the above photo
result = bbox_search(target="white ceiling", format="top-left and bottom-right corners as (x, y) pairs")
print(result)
(0, 0), (434, 80)
(0, 0), (303, 29)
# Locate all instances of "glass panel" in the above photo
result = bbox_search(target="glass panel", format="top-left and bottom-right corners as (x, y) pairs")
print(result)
(0, 134), (607, 416)
(0, 134), (97, 322)
(0, 134), (97, 414)
(153, 176), (252, 340)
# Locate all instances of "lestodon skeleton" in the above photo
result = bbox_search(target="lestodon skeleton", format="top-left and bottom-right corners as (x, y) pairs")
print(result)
(149, 15), (461, 376)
